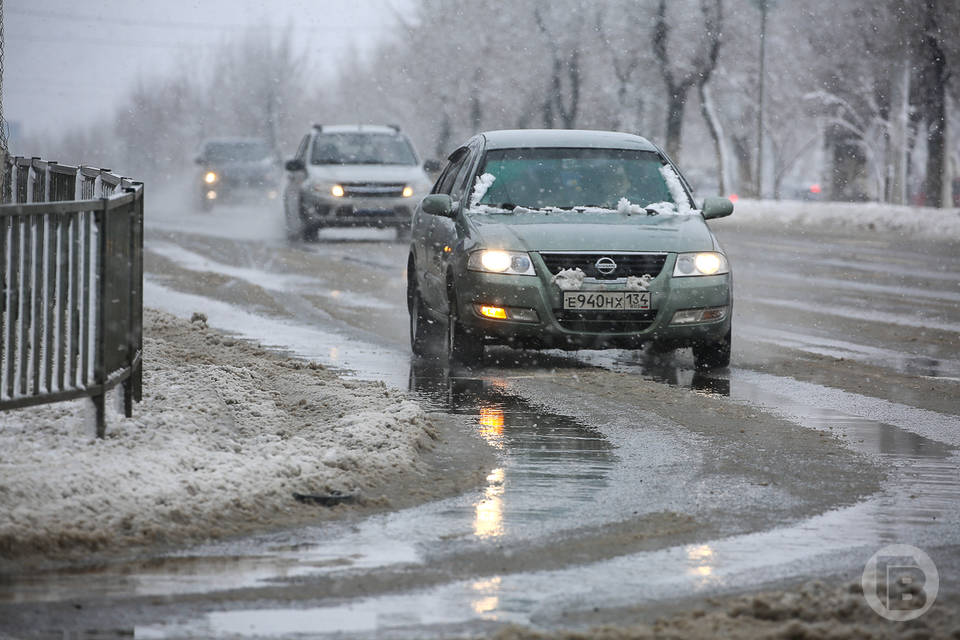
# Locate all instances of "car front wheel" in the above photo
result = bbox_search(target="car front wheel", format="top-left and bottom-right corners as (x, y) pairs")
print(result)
(409, 287), (442, 356)
(693, 330), (731, 370)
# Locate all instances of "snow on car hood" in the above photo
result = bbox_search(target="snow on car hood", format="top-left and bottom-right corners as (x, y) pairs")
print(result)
(307, 163), (427, 183)
(468, 213), (717, 253)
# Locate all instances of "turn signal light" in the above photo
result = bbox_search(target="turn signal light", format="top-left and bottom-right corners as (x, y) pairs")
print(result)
(479, 305), (508, 320)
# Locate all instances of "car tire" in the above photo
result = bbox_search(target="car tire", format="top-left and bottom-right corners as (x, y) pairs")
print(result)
(200, 195), (214, 212)
(409, 286), (442, 356)
(446, 290), (483, 366)
(301, 225), (319, 242)
(693, 330), (731, 370)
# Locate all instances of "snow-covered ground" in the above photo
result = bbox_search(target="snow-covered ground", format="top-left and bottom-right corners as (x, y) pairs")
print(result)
(0, 309), (438, 566)
(729, 198), (960, 240)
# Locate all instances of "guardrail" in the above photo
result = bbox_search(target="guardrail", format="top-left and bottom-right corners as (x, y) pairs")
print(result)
(0, 156), (143, 437)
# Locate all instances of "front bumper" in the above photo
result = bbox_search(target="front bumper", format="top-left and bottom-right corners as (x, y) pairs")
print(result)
(300, 192), (416, 228)
(452, 253), (731, 350)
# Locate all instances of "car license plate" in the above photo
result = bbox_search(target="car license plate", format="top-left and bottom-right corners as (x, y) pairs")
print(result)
(563, 291), (650, 311)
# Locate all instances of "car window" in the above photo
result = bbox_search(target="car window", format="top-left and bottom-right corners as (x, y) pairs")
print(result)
(475, 148), (675, 209)
(450, 147), (478, 200)
(435, 150), (468, 195)
(310, 133), (417, 165)
(202, 140), (270, 163)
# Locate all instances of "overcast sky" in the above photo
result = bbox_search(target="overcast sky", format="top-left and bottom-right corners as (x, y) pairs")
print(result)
(4, 0), (409, 141)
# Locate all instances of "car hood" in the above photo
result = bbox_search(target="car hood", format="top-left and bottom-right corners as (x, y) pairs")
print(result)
(468, 213), (718, 253)
(307, 164), (427, 183)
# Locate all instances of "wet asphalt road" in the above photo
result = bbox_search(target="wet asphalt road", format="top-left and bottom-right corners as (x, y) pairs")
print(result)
(1, 200), (958, 637)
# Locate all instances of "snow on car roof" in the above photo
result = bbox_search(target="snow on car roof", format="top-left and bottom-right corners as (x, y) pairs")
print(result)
(480, 129), (658, 152)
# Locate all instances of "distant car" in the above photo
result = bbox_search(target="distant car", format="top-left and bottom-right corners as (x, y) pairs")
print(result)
(282, 124), (435, 241)
(407, 129), (734, 369)
(195, 138), (278, 211)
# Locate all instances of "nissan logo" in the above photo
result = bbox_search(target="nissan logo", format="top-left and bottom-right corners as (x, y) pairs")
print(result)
(595, 257), (617, 275)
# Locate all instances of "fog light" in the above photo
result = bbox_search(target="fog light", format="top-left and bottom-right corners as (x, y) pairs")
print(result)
(670, 306), (728, 325)
(205, 190), (217, 200)
(479, 305), (508, 319)
(507, 308), (539, 322)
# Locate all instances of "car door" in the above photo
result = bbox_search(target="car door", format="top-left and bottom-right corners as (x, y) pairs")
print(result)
(283, 134), (310, 222)
(420, 147), (471, 311)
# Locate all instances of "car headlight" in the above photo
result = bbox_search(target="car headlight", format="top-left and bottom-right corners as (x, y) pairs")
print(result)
(467, 250), (536, 275)
(311, 183), (346, 197)
(402, 185), (414, 198)
(204, 171), (218, 184)
(673, 252), (729, 277)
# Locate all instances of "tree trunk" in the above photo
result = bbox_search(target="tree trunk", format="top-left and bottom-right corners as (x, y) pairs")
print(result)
(698, 81), (727, 195)
(664, 93), (686, 160)
(921, 2), (947, 208)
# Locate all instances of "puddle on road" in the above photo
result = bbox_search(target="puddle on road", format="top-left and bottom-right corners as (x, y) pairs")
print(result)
(148, 366), (959, 639)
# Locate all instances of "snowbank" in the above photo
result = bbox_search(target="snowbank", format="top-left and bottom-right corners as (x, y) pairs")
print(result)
(728, 198), (960, 240)
(0, 310), (439, 564)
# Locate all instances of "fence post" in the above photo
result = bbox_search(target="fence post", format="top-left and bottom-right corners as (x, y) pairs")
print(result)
(92, 199), (108, 437)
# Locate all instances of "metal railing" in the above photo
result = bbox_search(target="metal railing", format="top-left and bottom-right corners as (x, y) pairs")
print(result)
(0, 156), (143, 437)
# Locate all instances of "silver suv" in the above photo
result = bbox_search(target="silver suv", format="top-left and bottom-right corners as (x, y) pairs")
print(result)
(282, 124), (434, 241)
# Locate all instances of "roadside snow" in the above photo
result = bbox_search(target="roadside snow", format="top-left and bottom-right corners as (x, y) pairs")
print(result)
(551, 268), (585, 291)
(0, 309), (439, 563)
(470, 172), (496, 207)
(729, 198), (960, 240)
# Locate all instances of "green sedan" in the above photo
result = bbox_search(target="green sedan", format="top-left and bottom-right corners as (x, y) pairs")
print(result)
(406, 129), (734, 369)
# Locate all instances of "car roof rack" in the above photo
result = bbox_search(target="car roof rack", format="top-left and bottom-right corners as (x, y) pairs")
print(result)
(388, 124), (401, 132)
(312, 123), (323, 131)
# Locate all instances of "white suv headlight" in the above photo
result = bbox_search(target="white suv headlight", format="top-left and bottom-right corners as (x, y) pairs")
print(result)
(467, 250), (536, 275)
(673, 252), (729, 277)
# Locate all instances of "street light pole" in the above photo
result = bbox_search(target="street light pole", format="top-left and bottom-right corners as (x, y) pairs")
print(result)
(755, 0), (767, 199)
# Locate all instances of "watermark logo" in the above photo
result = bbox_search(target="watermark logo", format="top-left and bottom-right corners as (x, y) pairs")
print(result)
(862, 544), (938, 621)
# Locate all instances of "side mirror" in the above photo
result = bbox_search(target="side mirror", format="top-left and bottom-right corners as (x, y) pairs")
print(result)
(702, 197), (734, 220)
(285, 158), (305, 172)
(422, 194), (454, 217)
(423, 159), (442, 173)
(194, 156), (204, 165)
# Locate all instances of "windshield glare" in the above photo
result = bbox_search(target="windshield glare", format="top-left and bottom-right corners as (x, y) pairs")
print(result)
(475, 148), (675, 210)
(311, 133), (417, 165)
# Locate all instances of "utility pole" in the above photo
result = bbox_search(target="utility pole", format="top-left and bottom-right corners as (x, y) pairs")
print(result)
(0, 0), (8, 201)
(751, 0), (778, 199)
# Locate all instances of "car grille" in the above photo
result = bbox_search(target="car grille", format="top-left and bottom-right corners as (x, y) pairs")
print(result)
(554, 310), (658, 333)
(341, 183), (406, 198)
(539, 252), (667, 280)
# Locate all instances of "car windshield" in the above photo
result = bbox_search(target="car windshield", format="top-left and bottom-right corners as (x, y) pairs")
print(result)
(311, 133), (417, 165)
(474, 148), (676, 210)
(202, 141), (270, 163)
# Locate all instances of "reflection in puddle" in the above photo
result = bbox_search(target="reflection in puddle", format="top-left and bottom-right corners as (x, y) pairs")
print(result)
(409, 358), (617, 544)
(471, 575), (502, 618)
(475, 469), (506, 539)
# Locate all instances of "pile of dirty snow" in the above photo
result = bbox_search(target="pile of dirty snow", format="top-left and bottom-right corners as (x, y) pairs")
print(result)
(0, 309), (439, 564)
(491, 580), (960, 639)
(729, 198), (960, 240)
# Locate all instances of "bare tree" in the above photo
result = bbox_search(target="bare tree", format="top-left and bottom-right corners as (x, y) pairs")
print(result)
(652, 0), (723, 161)
(534, 3), (584, 129)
